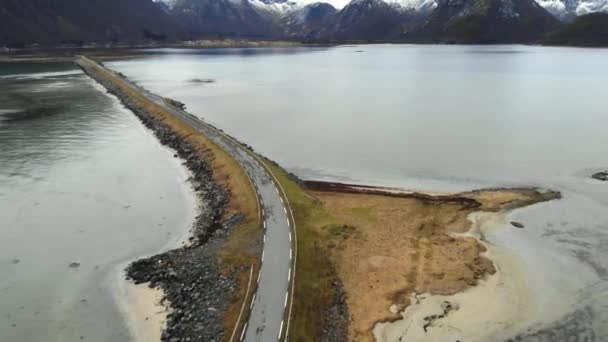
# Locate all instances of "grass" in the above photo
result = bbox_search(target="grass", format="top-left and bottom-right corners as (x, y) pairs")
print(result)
(262, 161), (343, 342)
(79, 58), (261, 341)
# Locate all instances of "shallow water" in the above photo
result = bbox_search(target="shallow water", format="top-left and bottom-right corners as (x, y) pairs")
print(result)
(109, 45), (608, 340)
(0, 64), (195, 342)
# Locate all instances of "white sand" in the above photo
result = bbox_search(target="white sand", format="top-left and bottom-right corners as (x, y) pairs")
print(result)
(117, 279), (170, 342)
(372, 211), (537, 342)
(110, 137), (198, 342)
(112, 265), (172, 342)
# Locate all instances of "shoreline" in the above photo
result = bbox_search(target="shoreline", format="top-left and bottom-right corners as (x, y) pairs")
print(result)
(78, 57), (244, 341)
(115, 156), (198, 342)
(284, 172), (561, 341)
(372, 210), (534, 341)
(93, 76), (201, 342)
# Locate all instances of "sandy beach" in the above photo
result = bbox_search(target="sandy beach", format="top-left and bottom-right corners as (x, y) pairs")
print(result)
(372, 211), (534, 341)
(115, 274), (170, 342)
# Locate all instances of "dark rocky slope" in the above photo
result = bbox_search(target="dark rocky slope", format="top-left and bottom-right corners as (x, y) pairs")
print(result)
(320, 0), (412, 40)
(543, 12), (608, 46)
(281, 2), (338, 39)
(168, 0), (280, 38)
(412, 0), (561, 43)
(0, 0), (183, 47)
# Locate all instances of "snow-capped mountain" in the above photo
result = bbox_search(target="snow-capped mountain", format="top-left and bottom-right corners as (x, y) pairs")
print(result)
(158, 0), (435, 14)
(417, 0), (561, 42)
(280, 2), (337, 37)
(157, 0), (608, 19)
(536, 0), (608, 20)
(146, 0), (608, 44)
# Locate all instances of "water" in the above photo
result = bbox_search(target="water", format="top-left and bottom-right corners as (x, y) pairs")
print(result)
(109, 45), (608, 340)
(0, 64), (195, 341)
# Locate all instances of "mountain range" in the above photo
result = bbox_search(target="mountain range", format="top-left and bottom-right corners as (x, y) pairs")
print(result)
(0, 0), (607, 47)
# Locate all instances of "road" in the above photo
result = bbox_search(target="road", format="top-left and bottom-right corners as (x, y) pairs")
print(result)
(143, 76), (294, 342)
(79, 58), (296, 342)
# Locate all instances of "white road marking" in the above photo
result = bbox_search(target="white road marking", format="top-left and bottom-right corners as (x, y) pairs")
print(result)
(287, 219), (290, 227)
(275, 188), (279, 195)
(280, 197), (284, 204)
(288, 268), (291, 282)
(257, 271), (261, 284)
(283, 207), (287, 214)
(250, 294), (256, 309)
(278, 321), (284, 340)
(261, 251), (265, 263)
(290, 249), (292, 260)
(289, 232), (292, 242)
(284, 292), (288, 308)
(240, 323), (247, 341)
(263, 221), (266, 229)
(263, 234), (266, 243)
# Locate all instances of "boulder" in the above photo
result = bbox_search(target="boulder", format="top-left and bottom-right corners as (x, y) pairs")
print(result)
(592, 171), (608, 181)
(510, 221), (525, 228)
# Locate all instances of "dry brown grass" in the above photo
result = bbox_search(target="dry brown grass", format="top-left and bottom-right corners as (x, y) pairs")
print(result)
(314, 192), (490, 341)
(311, 188), (557, 342)
(80, 58), (260, 341)
(259, 162), (557, 342)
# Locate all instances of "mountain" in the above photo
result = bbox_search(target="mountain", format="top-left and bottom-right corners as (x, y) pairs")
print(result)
(0, 0), (183, 47)
(281, 3), (338, 38)
(543, 12), (608, 45)
(413, 0), (561, 43)
(536, 0), (608, 21)
(1, 0), (607, 47)
(318, 0), (412, 40)
(167, 0), (279, 38)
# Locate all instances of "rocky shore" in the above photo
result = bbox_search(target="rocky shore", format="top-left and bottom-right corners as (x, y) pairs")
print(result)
(78, 61), (243, 342)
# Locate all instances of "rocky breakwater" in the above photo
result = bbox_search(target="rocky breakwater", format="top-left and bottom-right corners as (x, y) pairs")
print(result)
(76, 58), (245, 342)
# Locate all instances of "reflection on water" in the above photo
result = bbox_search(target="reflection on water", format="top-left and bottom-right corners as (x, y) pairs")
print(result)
(0, 64), (194, 342)
(109, 45), (608, 340)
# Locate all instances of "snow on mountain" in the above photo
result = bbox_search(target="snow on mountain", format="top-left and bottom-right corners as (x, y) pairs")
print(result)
(249, 0), (348, 13)
(576, 0), (608, 14)
(157, 0), (607, 21)
(383, 0), (436, 12)
(536, 0), (608, 19)
(159, 0), (434, 13)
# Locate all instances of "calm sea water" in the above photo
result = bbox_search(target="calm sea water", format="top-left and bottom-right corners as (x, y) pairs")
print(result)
(0, 64), (195, 341)
(109, 45), (608, 340)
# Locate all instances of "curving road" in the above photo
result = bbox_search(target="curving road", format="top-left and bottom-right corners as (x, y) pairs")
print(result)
(164, 99), (294, 342)
(76, 57), (296, 342)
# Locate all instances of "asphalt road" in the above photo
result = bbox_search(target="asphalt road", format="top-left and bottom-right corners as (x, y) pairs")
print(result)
(124, 72), (293, 342)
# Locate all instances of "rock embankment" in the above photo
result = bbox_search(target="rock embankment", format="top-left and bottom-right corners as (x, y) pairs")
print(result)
(77, 59), (242, 342)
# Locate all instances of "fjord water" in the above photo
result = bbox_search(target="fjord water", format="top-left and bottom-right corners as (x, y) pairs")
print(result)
(0, 64), (195, 341)
(110, 45), (608, 340)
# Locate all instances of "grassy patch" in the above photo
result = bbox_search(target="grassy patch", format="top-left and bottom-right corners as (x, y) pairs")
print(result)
(345, 206), (377, 222)
(262, 161), (343, 342)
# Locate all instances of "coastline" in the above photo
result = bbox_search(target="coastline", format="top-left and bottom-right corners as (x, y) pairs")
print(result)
(114, 271), (169, 342)
(94, 77), (200, 342)
(372, 210), (534, 341)
(77, 56), (263, 342)
(277, 167), (562, 341)
(114, 158), (197, 342)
